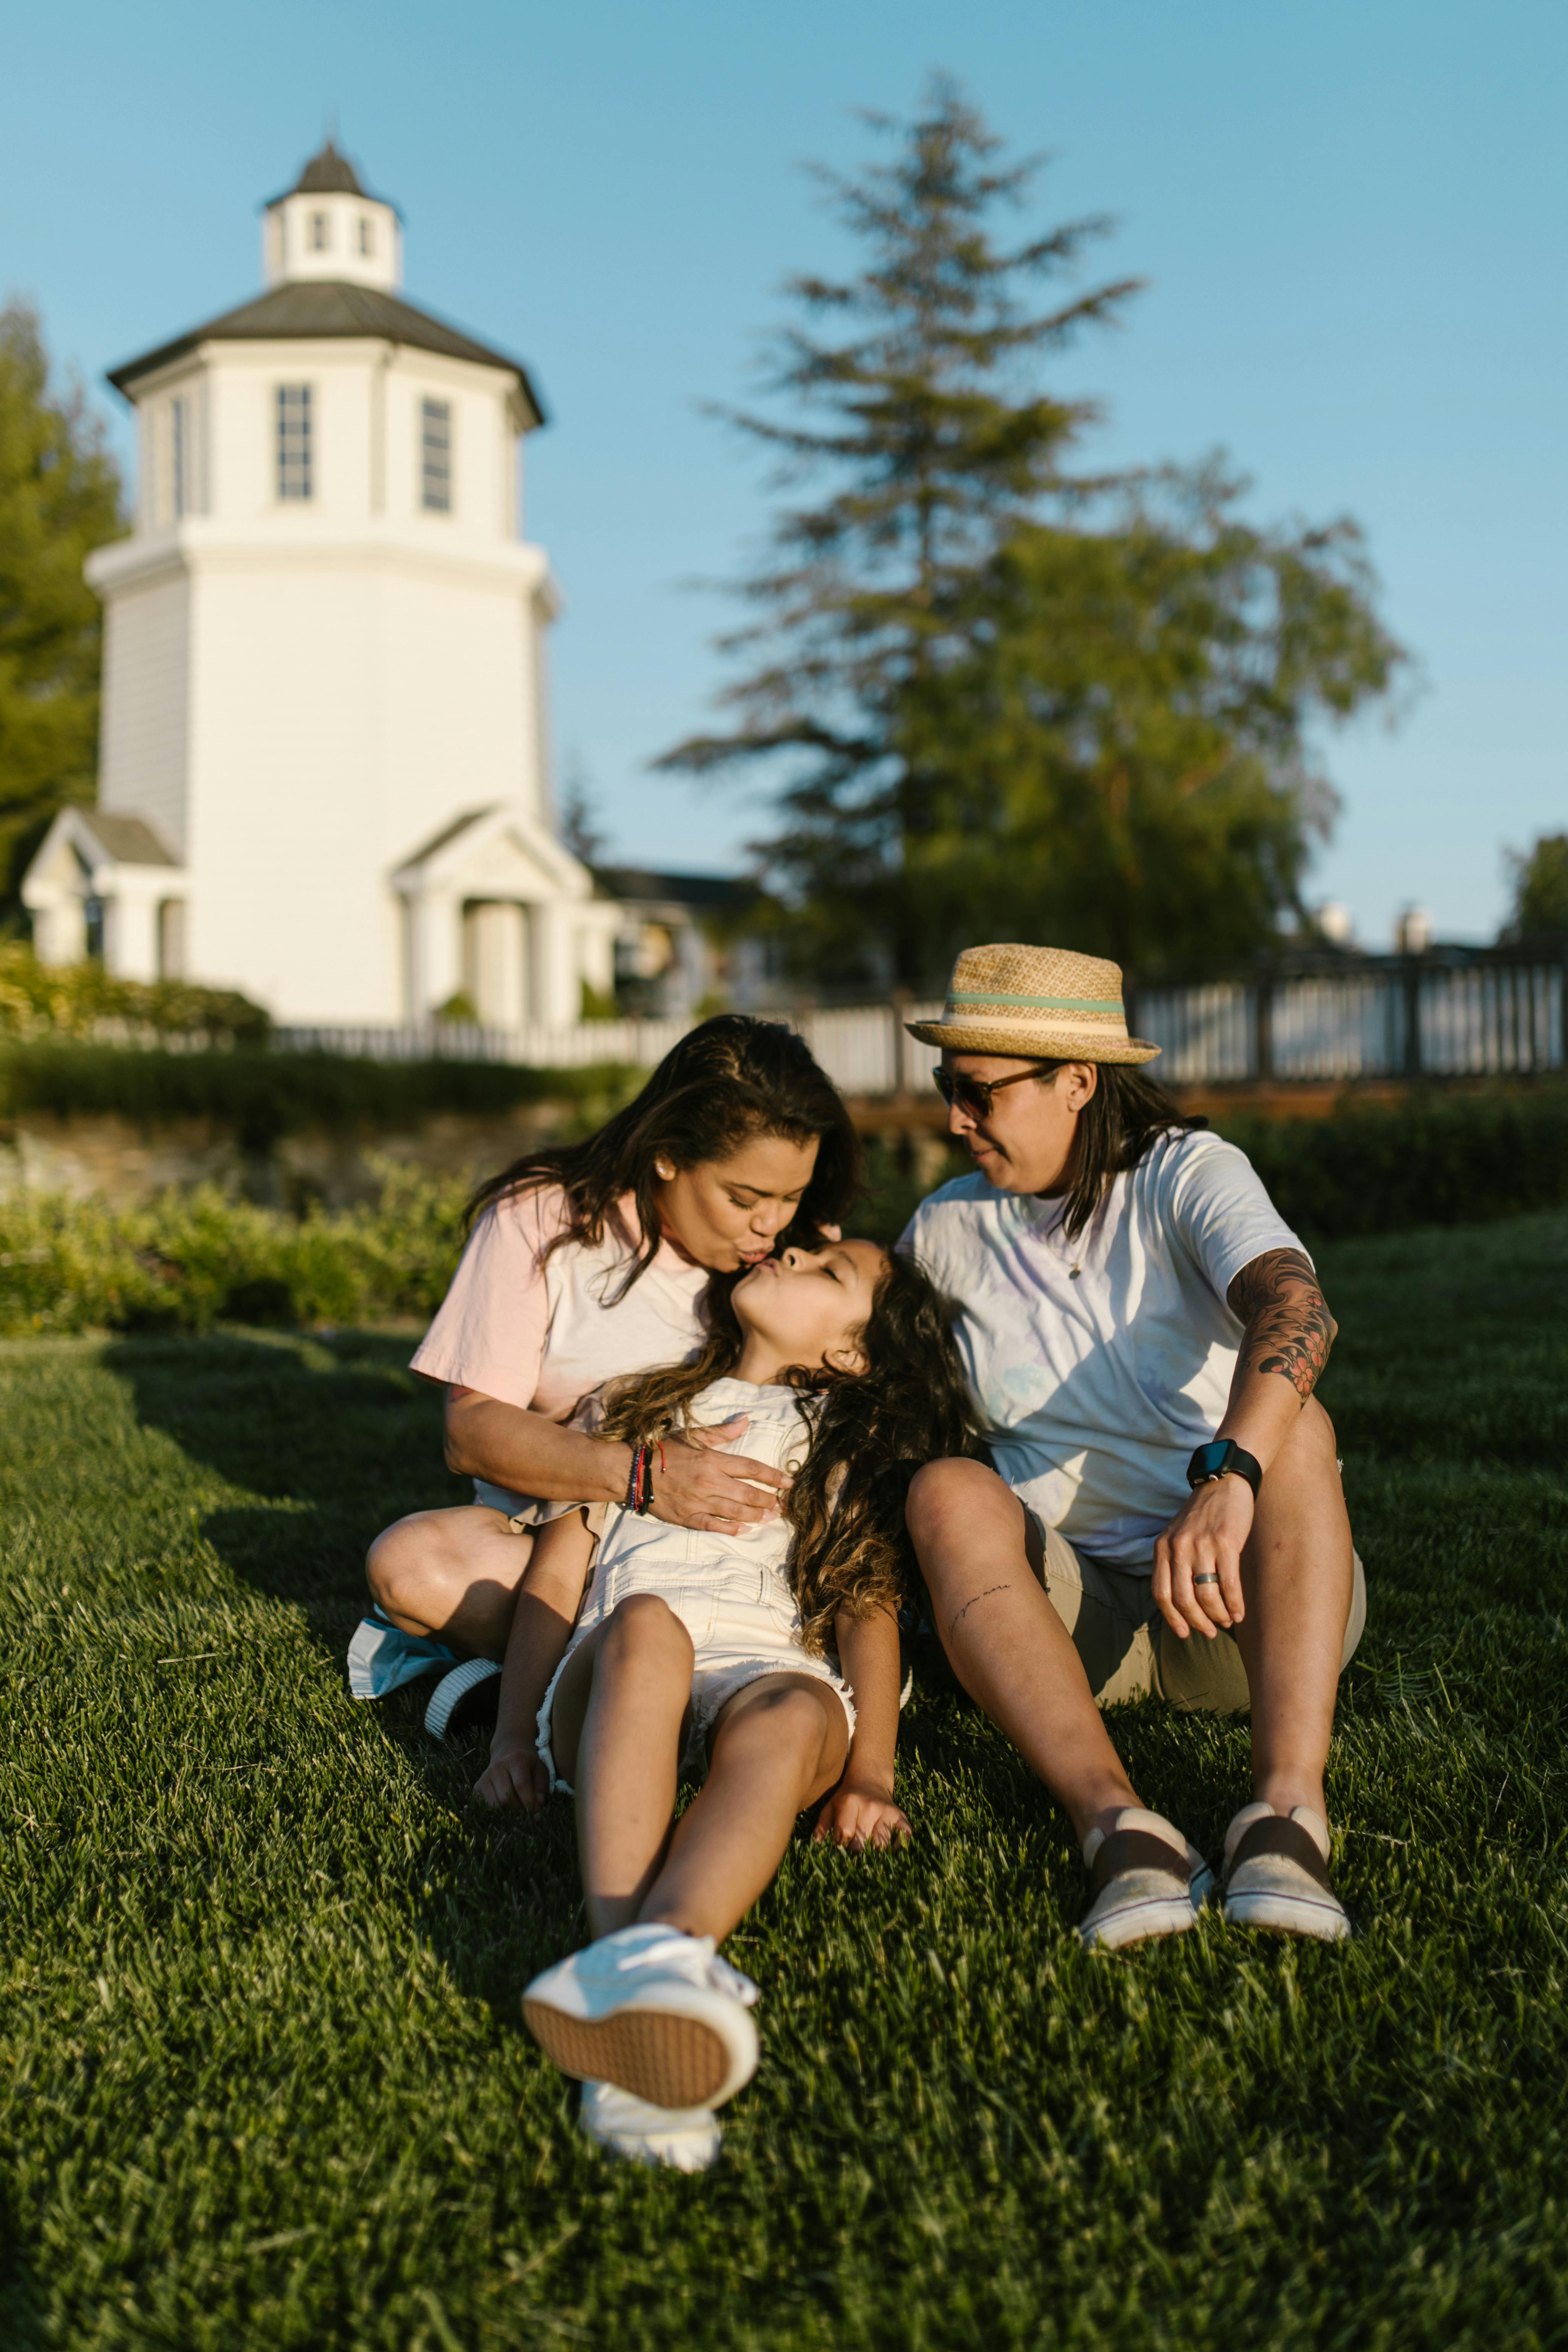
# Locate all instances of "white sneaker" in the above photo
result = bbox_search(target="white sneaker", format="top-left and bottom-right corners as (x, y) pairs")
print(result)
(523, 1923), (761, 2110)
(424, 1657), (502, 1742)
(578, 2079), (722, 2173)
(1077, 1808), (1212, 1951)
(1222, 1803), (1351, 1942)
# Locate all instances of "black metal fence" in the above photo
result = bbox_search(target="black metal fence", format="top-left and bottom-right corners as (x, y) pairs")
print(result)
(1128, 951), (1565, 1084)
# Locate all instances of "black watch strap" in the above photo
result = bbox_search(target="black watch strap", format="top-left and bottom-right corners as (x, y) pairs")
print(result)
(1186, 1438), (1262, 1498)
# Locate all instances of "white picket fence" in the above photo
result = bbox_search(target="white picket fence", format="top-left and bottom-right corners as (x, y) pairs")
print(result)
(273, 959), (1566, 1094)
(270, 1003), (948, 1095)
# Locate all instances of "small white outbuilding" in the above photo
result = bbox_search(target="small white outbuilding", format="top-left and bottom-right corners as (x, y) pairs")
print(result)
(25, 139), (620, 1027)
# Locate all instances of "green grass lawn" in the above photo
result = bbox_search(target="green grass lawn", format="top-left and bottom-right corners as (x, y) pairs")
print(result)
(2, 1212), (1566, 2350)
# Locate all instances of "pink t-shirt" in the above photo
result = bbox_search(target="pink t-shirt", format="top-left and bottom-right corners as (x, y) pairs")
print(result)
(411, 1182), (709, 1431)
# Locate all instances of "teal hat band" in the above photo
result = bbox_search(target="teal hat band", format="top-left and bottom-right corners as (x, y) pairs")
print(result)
(949, 990), (1124, 1015)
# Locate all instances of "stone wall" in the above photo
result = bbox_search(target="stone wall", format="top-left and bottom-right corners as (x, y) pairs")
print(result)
(0, 1105), (571, 1214)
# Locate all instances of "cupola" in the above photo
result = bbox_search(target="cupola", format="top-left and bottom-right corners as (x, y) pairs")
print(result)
(262, 138), (403, 293)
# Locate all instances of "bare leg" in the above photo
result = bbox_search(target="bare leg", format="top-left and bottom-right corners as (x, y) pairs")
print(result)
(550, 1596), (696, 1939)
(365, 1506), (533, 1657)
(640, 1676), (850, 1944)
(907, 1459), (1140, 1843)
(1234, 1399), (1353, 1821)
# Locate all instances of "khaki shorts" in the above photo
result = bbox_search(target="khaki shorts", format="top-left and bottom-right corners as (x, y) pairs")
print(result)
(1026, 1516), (1367, 1716)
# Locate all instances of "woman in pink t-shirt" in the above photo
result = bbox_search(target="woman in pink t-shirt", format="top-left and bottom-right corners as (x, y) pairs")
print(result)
(349, 1017), (860, 1728)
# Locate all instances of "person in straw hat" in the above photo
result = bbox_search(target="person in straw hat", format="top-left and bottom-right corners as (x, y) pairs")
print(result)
(900, 943), (1364, 1950)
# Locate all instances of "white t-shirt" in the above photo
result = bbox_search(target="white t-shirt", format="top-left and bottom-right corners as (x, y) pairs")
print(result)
(579, 1377), (816, 1609)
(410, 1184), (709, 1518)
(899, 1131), (1306, 1568)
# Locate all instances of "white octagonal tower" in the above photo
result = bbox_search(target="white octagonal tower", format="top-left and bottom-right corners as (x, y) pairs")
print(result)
(27, 139), (618, 1026)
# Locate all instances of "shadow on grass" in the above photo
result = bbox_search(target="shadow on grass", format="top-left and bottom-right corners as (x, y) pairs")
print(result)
(99, 1328), (589, 2011)
(102, 1326), (462, 1650)
(0, 2258), (47, 2352)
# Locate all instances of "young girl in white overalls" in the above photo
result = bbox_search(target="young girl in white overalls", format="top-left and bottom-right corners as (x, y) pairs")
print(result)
(474, 1236), (972, 2171)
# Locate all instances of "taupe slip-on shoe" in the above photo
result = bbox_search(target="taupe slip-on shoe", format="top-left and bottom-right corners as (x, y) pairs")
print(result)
(1077, 1807), (1213, 1952)
(1222, 1803), (1351, 1942)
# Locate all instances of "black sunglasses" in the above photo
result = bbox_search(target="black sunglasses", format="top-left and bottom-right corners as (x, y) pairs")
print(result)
(932, 1061), (1062, 1120)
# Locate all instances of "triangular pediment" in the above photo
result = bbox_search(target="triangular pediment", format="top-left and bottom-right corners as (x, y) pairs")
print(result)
(390, 801), (591, 903)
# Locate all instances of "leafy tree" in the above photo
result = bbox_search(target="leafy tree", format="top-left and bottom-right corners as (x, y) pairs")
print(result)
(0, 302), (123, 918)
(892, 467), (1398, 974)
(1505, 833), (1568, 940)
(661, 82), (1404, 985)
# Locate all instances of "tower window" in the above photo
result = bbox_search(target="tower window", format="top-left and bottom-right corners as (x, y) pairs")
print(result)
(276, 384), (313, 501)
(357, 215), (374, 256)
(309, 210), (330, 251)
(421, 398), (451, 513)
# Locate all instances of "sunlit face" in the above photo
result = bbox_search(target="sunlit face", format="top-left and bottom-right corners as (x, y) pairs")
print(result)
(731, 1238), (885, 1376)
(940, 1053), (1098, 1194)
(653, 1129), (822, 1273)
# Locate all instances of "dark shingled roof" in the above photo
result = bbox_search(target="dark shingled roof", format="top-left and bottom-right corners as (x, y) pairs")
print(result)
(106, 281), (547, 426)
(285, 139), (365, 199)
(263, 139), (403, 219)
(78, 811), (180, 867)
(593, 867), (756, 911)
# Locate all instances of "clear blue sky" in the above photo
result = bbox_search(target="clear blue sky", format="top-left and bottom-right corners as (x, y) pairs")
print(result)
(4, 0), (1564, 946)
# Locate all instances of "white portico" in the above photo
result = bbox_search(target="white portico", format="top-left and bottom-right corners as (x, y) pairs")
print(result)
(26, 140), (618, 1025)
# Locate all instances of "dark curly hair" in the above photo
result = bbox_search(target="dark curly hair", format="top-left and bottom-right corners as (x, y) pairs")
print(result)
(597, 1247), (975, 1655)
(467, 1014), (862, 1297)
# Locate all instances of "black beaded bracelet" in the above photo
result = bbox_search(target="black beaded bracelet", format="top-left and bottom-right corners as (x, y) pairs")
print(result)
(626, 1442), (657, 1515)
(623, 1438), (666, 1515)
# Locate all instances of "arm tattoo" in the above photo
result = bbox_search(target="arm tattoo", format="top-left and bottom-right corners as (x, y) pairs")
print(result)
(1226, 1248), (1338, 1403)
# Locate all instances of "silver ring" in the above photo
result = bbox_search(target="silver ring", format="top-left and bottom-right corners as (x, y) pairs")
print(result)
(1192, 1573), (1220, 1587)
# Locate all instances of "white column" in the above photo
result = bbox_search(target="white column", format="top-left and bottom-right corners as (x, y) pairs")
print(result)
(531, 899), (578, 1027)
(577, 907), (617, 998)
(105, 881), (163, 982)
(402, 887), (464, 1018)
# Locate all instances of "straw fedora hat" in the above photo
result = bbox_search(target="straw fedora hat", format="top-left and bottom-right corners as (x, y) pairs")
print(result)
(906, 942), (1160, 1065)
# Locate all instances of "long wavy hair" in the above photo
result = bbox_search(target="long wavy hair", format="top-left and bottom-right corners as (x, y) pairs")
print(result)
(1024, 1061), (1206, 1242)
(598, 1248), (975, 1655)
(467, 1015), (862, 1296)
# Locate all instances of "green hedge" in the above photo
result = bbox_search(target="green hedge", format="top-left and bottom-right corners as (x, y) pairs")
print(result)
(851, 1086), (1568, 1248)
(1214, 1084), (1568, 1240)
(0, 1043), (640, 1149)
(0, 1164), (469, 1338)
(0, 942), (270, 1044)
(4, 1080), (1567, 1339)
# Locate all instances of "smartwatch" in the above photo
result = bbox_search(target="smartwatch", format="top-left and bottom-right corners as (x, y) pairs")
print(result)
(1186, 1438), (1262, 1498)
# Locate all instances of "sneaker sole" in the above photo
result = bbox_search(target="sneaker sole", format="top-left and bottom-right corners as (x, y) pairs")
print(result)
(424, 1658), (502, 1742)
(579, 2109), (722, 2172)
(1224, 1891), (1351, 1942)
(524, 1999), (743, 2108)
(1079, 1894), (1200, 1953)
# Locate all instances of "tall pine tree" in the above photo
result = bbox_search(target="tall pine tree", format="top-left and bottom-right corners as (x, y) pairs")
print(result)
(661, 82), (1404, 986)
(0, 302), (123, 919)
